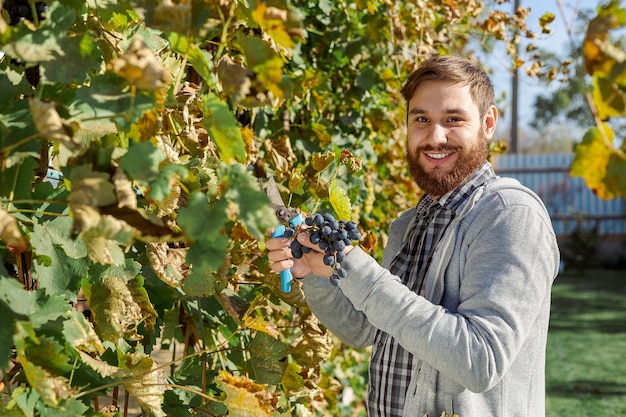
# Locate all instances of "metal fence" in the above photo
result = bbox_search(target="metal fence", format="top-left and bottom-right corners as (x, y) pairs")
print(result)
(492, 153), (626, 238)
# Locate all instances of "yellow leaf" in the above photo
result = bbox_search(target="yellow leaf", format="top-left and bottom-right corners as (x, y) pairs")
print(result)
(329, 180), (352, 221)
(217, 371), (273, 417)
(571, 125), (616, 200)
(107, 38), (172, 90)
(123, 350), (167, 417)
(29, 97), (81, 150)
(243, 315), (279, 338)
(252, 3), (294, 50)
(0, 206), (28, 253)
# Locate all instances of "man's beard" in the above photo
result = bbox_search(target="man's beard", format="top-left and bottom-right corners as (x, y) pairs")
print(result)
(406, 136), (488, 197)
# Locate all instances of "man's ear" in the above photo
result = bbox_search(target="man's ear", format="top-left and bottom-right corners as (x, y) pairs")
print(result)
(483, 105), (498, 139)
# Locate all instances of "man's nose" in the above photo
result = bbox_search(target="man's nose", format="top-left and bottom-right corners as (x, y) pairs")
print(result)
(430, 124), (448, 145)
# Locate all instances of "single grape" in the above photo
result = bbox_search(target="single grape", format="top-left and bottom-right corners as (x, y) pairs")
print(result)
(348, 229), (361, 240)
(310, 231), (322, 244)
(336, 251), (347, 263)
(329, 275), (341, 287)
(290, 240), (303, 259)
(336, 267), (347, 278)
(333, 240), (346, 252)
(323, 254), (335, 266)
(283, 227), (295, 238)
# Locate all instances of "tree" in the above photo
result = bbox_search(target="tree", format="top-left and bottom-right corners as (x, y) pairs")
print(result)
(0, 1), (545, 415)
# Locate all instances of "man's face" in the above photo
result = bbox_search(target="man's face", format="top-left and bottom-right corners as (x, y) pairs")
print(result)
(405, 80), (498, 197)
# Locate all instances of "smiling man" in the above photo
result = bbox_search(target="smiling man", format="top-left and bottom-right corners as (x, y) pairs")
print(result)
(267, 55), (560, 417)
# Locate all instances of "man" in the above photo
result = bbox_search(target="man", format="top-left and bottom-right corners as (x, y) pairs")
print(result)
(267, 55), (560, 416)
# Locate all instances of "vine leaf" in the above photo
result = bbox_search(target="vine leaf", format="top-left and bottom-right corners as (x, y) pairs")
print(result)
(128, 275), (159, 332)
(281, 362), (304, 394)
(120, 141), (165, 182)
(107, 38), (172, 90)
(29, 97), (81, 150)
(0, 207), (28, 253)
(217, 371), (273, 417)
(0, 277), (36, 368)
(202, 95), (246, 163)
(122, 350), (167, 417)
(220, 164), (277, 240)
(571, 124), (626, 199)
(87, 276), (144, 342)
(63, 309), (105, 355)
(178, 192), (229, 296)
(252, 3), (294, 50)
(19, 355), (73, 406)
(168, 32), (213, 82)
(592, 72), (625, 120)
(583, 1), (626, 75)
(248, 332), (288, 385)
(0, 2), (76, 63)
(30, 217), (89, 296)
(329, 179), (352, 221)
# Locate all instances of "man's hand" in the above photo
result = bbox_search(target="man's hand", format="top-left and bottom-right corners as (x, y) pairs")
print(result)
(266, 231), (353, 279)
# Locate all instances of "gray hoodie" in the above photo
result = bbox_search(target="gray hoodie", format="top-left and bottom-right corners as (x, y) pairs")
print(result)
(299, 177), (560, 416)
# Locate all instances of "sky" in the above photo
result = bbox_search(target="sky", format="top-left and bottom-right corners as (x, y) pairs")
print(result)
(487, 0), (597, 135)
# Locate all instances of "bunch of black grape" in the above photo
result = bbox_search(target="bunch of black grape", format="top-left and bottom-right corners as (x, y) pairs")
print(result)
(287, 213), (361, 286)
(3, 0), (48, 26)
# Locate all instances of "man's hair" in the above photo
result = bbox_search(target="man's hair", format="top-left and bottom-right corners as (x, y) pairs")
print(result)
(400, 55), (495, 118)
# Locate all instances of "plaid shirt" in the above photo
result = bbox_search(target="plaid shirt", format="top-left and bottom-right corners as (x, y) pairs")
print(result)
(367, 162), (496, 417)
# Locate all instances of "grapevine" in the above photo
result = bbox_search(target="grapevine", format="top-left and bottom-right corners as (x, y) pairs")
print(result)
(287, 212), (362, 286)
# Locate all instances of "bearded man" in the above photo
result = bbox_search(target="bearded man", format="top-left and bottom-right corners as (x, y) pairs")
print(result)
(267, 55), (560, 417)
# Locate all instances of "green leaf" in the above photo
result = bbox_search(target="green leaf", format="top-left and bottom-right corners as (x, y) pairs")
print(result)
(168, 32), (213, 82)
(128, 275), (158, 332)
(220, 164), (277, 239)
(38, 398), (89, 417)
(248, 331), (288, 385)
(40, 34), (103, 84)
(0, 276), (36, 369)
(70, 73), (156, 128)
(148, 164), (189, 201)
(30, 217), (89, 296)
(62, 309), (105, 355)
(282, 362), (304, 394)
(201, 95), (246, 163)
(178, 193), (230, 296)
(20, 355), (71, 406)
(120, 141), (165, 181)
(24, 335), (73, 374)
(12, 386), (39, 417)
(1, 3), (77, 63)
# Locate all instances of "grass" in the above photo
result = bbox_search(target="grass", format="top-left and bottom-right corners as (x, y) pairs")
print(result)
(546, 268), (626, 416)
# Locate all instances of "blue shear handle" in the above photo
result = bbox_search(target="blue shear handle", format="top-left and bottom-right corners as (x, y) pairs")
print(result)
(271, 214), (304, 293)
(271, 225), (293, 292)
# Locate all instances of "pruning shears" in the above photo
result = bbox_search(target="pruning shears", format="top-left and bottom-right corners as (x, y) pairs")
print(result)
(264, 177), (304, 293)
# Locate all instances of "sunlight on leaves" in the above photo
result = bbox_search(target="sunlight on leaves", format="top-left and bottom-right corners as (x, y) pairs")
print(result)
(329, 180), (352, 221)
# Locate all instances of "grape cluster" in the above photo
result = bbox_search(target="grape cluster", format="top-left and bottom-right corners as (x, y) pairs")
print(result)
(287, 213), (361, 287)
(3, 0), (48, 26)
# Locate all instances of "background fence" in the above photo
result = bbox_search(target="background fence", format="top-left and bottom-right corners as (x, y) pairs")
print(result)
(493, 153), (626, 238)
